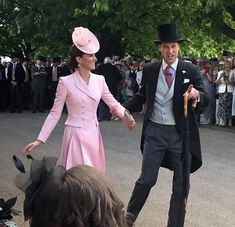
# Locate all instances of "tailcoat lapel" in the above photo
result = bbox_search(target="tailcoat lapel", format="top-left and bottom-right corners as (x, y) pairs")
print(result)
(149, 62), (161, 103)
(174, 61), (185, 98)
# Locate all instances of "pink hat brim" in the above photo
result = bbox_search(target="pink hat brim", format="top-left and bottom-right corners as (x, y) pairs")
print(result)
(72, 27), (100, 54)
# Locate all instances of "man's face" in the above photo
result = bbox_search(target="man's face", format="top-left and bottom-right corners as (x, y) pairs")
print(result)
(159, 42), (180, 65)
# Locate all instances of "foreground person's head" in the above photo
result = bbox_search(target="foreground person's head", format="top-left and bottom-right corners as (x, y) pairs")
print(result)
(13, 155), (127, 227)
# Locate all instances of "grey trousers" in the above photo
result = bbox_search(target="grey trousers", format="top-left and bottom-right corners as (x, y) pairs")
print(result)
(127, 121), (185, 227)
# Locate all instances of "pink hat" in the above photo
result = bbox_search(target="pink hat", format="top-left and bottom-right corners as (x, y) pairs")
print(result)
(72, 27), (100, 54)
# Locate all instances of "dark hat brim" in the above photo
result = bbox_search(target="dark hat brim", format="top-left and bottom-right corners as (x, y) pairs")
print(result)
(14, 155), (58, 192)
(154, 38), (185, 45)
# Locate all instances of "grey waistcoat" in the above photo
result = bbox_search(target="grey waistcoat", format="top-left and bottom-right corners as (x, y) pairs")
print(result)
(149, 67), (176, 125)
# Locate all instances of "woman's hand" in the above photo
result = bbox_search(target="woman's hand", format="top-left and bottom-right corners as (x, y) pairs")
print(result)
(123, 110), (136, 131)
(22, 140), (42, 156)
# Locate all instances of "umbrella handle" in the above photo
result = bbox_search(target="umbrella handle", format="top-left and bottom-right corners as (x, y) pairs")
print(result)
(183, 92), (189, 118)
(183, 84), (197, 118)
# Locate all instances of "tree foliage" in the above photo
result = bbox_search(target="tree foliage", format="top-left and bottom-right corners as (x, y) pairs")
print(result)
(0, 0), (235, 61)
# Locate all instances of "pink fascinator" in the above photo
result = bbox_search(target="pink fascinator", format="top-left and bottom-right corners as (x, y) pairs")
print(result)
(72, 27), (100, 54)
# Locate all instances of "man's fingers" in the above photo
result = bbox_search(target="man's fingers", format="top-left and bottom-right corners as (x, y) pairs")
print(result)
(187, 84), (193, 92)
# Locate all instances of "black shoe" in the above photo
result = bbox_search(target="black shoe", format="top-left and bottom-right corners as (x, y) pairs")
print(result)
(126, 213), (136, 227)
(32, 110), (36, 113)
(10, 110), (16, 113)
(17, 110), (22, 113)
(39, 110), (45, 113)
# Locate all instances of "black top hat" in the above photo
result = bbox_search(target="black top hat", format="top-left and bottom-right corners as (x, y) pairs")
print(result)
(10, 53), (21, 59)
(37, 56), (47, 62)
(154, 23), (184, 44)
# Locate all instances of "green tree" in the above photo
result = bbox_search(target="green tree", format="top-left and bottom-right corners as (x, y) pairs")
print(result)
(1, 0), (235, 61)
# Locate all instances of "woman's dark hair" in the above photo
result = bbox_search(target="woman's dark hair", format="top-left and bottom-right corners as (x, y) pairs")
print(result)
(67, 45), (85, 70)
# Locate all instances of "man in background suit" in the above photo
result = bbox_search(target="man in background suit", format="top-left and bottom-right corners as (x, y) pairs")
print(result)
(7, 54), (25, 113)
(22, 58), (32, 110)
(0, 58), (6, 112)
(31, 56), (48, 113)
(124, 23), (209, 227)
(47, 57), (63, 107)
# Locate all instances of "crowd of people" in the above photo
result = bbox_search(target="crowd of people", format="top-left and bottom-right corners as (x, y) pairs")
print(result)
(1, 50), (234, 127)
(198, 58), (235, 126)
(0, 55), (71, 113)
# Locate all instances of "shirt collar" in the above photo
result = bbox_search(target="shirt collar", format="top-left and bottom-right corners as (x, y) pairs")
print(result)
(162, 58), (178, 71)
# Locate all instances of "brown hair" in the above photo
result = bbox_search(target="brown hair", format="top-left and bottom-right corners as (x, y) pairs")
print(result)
(67, 45), (84, 70)
(29, 165), (127, 227)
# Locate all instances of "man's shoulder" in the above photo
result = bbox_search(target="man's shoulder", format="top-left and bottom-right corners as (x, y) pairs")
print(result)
(178, 59), (198, 71)
(144, 61), (161, 71)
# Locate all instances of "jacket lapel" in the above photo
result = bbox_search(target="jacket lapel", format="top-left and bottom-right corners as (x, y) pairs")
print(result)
(73, 72), (96, 100)
(174, 60), (186, 98)
(149, 62), (161, 103)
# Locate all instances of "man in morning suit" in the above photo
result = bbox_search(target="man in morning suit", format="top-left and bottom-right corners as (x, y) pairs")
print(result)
(124, 23), (209, 227)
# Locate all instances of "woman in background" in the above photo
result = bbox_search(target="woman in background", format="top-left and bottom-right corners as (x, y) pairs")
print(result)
(215, 60), (235, 126)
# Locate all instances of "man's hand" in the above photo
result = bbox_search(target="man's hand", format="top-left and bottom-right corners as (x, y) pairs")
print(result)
(123, 110), (136, 131)
(184, 84), (199, 108)
(186, 84), (199, 100)
(11, 81), (17, 86)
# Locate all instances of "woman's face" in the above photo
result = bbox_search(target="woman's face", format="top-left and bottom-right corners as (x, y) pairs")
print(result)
(76, 53), (97, 71)
(223, 63), (231, 71)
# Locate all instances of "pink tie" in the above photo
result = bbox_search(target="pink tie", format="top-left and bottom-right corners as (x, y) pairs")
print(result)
(165, 65), (173, 88)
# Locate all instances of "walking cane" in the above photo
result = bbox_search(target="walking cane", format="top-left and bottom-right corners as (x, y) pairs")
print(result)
(183, 85), (197, 210)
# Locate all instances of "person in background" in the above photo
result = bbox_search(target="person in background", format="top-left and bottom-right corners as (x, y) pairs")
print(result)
(7, 54), (25, 113)
(21, 27), (135, 173)
(136, 61), (146, 114)
(0, 58), (6, 112)
(114, 61), (126, 103)
(47, 57), (63, 107)
(200, 61), (214, 124)
(31, 56), (48, 113)
(212, 66), (220, 125)
(215, 60), (235, 127)
(123, 23), (209, 227)
(22, 58), (32, 110)
(94, 57), (122, 121)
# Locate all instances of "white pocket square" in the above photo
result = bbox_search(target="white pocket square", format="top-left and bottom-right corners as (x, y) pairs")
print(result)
(184, 78), (190, 83)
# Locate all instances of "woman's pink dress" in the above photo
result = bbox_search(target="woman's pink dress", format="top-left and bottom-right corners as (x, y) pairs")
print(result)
(37, 71), (125, 172)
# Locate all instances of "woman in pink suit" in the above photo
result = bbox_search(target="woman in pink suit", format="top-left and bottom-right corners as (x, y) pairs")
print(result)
(22, 27), (135, 172)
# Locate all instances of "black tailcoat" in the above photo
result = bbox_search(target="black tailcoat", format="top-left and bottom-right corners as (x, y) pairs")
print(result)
(123, 60), (209, 173)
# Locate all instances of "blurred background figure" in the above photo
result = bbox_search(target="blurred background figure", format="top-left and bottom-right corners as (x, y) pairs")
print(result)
(22, 58), (32, 110)
(47, 57), (63, 107)
(7, 54), (25, 113)
(31, 56), (48, 113)
(124, 60), (139, 101)
(95, 57), (122, 121)
(200, 61), (214, 124)
(215, 60), (235, 127)
(0, 57), (7, 112)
